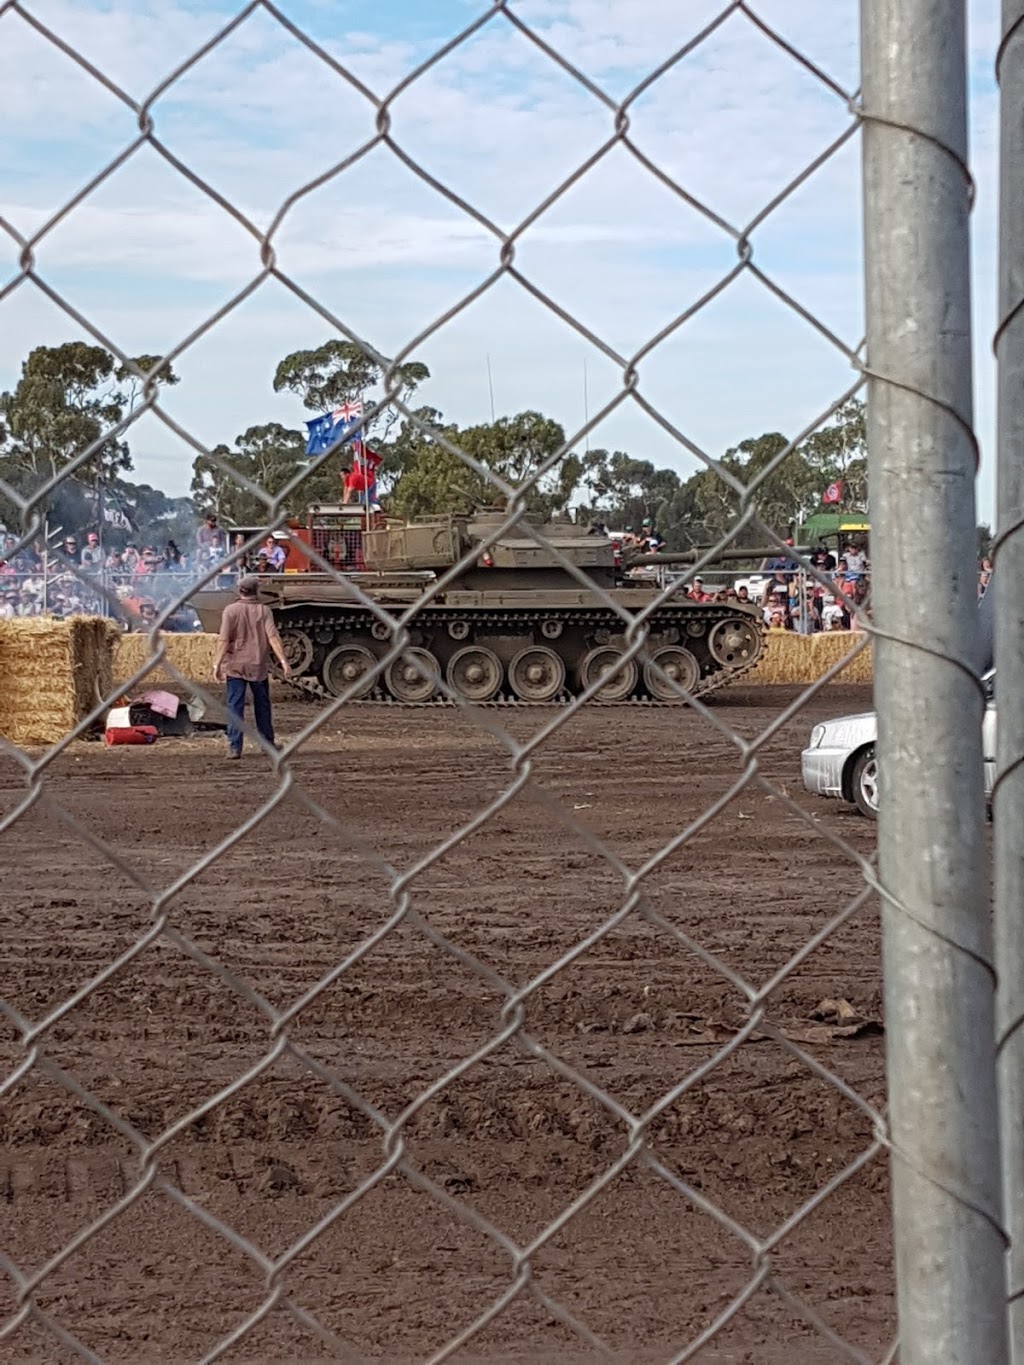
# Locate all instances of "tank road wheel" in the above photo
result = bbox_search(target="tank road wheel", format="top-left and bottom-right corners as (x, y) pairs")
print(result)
(578, 646), (639, 702)
(385, 648), (441, 703)
(447, 646), (503, 703)
(277, 628), (314, 675)
(323, 644), (377, 699)
(708, 617), (761, 668)
(508, 646), (566, 703)
(643, 645), (700, 701)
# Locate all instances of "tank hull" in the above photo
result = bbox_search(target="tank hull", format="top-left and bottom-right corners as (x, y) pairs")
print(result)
(193, 574), (765, 704)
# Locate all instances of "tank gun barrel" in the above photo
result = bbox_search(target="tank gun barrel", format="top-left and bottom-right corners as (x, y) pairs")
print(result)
(624, 544), (813, 568)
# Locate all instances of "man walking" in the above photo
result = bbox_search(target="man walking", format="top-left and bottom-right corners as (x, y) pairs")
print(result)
(213, 576), (291, 759)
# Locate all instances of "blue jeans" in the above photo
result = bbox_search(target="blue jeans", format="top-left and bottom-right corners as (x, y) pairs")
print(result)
(225, 675), (274, 754)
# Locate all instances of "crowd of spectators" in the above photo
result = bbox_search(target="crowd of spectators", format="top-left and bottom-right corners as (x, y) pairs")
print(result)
(608, 524), (871, 633)
(679, 539), (872, 634)
(195, 514), (294, 580)
(0, 524), (202, 627)
(683, 540), (987, 633)
(0, 512), (303, 627)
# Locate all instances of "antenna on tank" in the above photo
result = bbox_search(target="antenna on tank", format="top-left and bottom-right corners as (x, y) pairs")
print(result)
(486, 354), (496, 424)
(583, 356), (590, 453)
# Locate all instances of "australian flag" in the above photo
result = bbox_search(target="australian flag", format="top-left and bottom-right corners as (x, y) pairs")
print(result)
(304, 399), (364, 457)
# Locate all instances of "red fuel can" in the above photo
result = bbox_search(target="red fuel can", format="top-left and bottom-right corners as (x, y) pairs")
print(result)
(104, 725), (158, 746)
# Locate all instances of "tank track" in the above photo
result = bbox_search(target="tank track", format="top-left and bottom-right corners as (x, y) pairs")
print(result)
(273, 604), (765, 707)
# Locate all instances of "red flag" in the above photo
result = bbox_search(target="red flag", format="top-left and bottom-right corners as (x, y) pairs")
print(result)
(343, 446), (383, 498)
(822, 480), (843, 505)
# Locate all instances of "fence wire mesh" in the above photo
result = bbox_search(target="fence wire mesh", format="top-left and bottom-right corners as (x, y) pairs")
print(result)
(0, 1), (996, 1361)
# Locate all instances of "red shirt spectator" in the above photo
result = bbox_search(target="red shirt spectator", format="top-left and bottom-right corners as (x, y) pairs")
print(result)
(342, 447), (383, 504)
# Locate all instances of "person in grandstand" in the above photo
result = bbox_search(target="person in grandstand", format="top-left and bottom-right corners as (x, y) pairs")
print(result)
(257, 533), (288, 571)
(841, 541), (868, 594)
(80, 532), (104, 570)
(638, 516), (662, 551)
(341, 446), (383, 506)
(196, 512), (225, 563)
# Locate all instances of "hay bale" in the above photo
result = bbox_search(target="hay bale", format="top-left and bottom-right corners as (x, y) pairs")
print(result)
(113, 632), (219, 691)
(0, 616), (121, 747)
(751, 630), (873, 684)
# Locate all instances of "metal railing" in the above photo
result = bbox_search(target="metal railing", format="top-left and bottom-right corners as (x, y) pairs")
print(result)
(0, 565), (203, 621)
(0, 1), (1011, 1362)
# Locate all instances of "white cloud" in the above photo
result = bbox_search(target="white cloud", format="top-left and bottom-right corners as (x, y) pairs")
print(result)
(0, 0), (1002, 519)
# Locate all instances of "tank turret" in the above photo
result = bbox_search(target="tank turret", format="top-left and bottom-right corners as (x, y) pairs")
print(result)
(361, 512), (616, 589)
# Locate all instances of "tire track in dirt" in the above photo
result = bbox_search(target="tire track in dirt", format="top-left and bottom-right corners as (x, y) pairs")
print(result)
(0, 687), (891, 1362)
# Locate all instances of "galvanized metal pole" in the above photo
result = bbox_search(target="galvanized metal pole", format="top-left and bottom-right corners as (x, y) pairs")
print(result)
(994, 3), (1024, 1358)
(861, 3), (1009, 1362)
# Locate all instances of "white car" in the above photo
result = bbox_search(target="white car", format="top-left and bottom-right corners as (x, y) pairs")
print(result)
(801, 674), (996, 817)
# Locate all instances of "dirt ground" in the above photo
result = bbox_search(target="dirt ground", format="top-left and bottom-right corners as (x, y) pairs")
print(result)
(0, 684), (892, 1364)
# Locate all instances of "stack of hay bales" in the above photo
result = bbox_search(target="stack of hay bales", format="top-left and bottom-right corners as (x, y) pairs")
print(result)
(0, 616), (121, 747)
(751, 630), (872, 684)
(113, 632), (219, 691)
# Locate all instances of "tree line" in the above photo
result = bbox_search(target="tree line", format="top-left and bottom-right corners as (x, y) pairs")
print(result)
(0, 338), (873, 555)
(0, 342), (193, 550)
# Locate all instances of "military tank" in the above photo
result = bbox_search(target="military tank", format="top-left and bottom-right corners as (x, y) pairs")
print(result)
(191, 510), (773, 705)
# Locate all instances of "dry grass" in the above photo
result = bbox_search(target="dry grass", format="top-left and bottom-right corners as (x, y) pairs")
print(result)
(0, 616), (120, 746)
(751, 629), (872, 684)
(113, 632), (219, 690)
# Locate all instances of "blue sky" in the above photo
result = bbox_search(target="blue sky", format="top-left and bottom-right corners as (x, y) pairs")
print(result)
(0, 0), (1002, 522)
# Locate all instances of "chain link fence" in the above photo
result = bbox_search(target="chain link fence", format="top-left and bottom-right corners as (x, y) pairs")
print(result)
(0, 1), (1008, 1361)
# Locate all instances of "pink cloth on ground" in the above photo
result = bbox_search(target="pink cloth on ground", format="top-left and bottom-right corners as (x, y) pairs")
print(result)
(136, 689), (180, 718)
